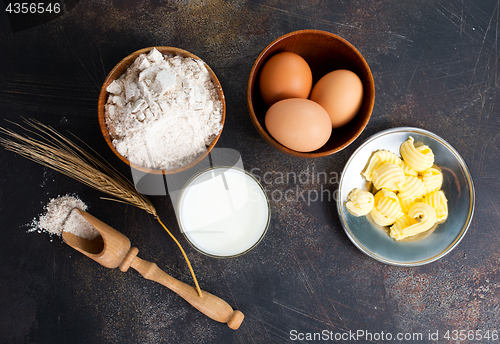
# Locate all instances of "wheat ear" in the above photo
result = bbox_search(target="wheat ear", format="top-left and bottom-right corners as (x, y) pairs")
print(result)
(0, 119), (202, 297)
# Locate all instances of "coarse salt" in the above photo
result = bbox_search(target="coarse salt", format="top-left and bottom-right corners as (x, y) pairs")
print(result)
(104, 48), (223, 170)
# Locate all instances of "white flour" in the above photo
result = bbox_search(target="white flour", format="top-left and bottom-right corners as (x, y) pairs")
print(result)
(30, 194), (100, 240)
(104, 48), (223, 169)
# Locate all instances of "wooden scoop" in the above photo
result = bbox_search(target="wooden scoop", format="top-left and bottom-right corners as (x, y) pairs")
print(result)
(61, 208), (244, 330)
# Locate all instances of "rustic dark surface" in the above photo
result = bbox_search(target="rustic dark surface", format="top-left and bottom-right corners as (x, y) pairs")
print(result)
(0, 1), (499, 343)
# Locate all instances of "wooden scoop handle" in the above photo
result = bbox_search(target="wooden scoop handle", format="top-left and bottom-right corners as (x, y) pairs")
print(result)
(119, 247), (244, 330)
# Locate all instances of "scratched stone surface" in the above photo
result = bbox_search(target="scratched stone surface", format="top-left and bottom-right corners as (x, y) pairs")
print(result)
(0, 1), (499, 343)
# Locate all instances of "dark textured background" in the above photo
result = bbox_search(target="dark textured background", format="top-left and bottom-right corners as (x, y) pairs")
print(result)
(1, 1), (499, 343)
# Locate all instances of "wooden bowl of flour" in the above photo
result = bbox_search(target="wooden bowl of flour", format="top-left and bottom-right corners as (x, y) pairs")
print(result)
(98, 46), (226, 175)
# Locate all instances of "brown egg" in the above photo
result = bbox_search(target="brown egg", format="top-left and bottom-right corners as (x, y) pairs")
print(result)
(309, 69), (364, 128)
(265, 98), (332, 152)
(259, 52), (313, 107)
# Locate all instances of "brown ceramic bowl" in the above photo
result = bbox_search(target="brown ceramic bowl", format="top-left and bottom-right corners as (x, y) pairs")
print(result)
(247, 30), (375, 158)
(98, 46), (225, 175)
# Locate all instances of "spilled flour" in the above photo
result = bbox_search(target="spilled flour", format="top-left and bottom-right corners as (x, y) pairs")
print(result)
(30, 194), (100, 240)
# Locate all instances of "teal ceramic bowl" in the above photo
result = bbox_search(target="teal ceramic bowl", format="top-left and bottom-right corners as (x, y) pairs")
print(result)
(337, 127), (475, 266)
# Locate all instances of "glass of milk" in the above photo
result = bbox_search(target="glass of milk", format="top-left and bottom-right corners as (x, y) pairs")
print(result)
(177, 167), (270, 258)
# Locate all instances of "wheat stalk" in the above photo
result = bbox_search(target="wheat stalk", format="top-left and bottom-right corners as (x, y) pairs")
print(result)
(0, 119), (202, 297)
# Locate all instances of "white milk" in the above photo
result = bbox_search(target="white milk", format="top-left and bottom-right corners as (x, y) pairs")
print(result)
(178, 168), (270, 257)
